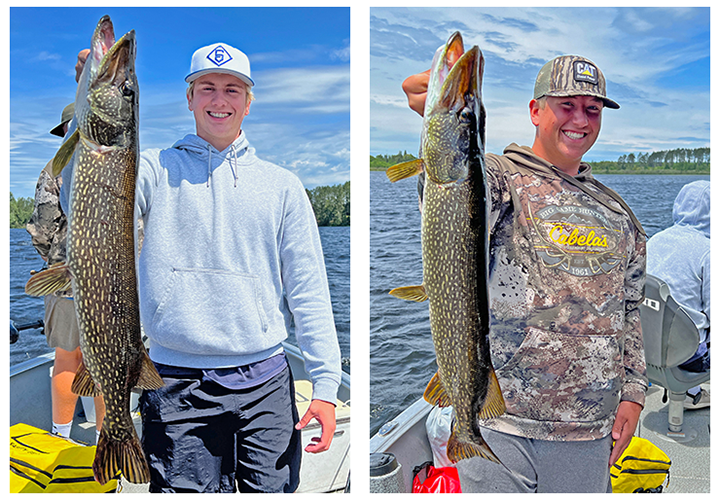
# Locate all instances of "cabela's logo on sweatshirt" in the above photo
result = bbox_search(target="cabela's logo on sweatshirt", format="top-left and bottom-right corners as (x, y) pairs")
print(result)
(528, 203), (623, 276)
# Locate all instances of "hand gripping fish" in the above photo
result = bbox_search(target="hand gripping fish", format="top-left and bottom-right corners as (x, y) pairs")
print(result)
(386, 32), (506, 467)
(25, 15), (163, 485)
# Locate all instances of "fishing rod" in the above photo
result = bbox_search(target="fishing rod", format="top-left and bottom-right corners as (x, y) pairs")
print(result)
(9, 320), (45, 344)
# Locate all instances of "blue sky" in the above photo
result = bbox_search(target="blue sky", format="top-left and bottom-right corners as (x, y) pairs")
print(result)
(9, 7), (350, 199)
(370, 7), (710, 163)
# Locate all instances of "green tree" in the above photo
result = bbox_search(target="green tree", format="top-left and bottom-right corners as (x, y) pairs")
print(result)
(306, 182), (350, 226)
(10, 193), (35, 228)
(370, 151), (417, 170)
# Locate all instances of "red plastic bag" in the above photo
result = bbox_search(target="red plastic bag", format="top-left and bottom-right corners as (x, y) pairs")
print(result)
(412, 462), (462, 493)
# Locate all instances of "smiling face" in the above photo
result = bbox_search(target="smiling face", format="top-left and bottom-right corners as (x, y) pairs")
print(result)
(530, 95), (603, 175)
(187, 73), (252, 151)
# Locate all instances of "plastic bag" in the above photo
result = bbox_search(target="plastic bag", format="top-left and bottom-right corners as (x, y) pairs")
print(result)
(425, 405), (454, 468)
(412, 461), (462, 493)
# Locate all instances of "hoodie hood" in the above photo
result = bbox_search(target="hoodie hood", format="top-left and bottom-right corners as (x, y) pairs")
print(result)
(499, 143), (645, 236)
(170, 132), (251, 187)
(171, 132), (250, 157)
(672, 180), (710, 238)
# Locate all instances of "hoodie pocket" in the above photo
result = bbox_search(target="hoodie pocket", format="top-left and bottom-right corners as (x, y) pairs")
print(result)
(497, 326), (624, 423)
(151, 267), (269, 355)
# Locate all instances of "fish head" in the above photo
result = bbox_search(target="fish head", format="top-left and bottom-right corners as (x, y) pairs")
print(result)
(75, 16), (138, 149)
(422, 33), (485, 186)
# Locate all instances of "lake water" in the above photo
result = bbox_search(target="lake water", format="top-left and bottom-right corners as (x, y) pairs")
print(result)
(369, 170), (709, 436)
(9, 225), (350, 370)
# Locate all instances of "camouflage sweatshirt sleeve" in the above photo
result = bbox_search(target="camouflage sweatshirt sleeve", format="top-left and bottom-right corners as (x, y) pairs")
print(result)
(26, 160), (71, 296)
(619, 224), (648, 407)
(26, 161), (61, 260)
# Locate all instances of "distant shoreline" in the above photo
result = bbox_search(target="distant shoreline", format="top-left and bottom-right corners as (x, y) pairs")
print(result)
(370, 167), (710, 175)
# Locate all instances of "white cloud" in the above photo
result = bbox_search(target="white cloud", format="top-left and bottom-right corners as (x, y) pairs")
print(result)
(369, 7), (710, 159)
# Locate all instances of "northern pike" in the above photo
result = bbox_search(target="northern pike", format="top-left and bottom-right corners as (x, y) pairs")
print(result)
(25, 15), (163, 484)
(386, 32), (506, 466)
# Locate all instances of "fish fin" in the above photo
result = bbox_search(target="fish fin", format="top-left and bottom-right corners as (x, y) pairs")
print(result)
(423, 371), (452, 407)
(386, 159), (425, 183)
(134, 348), (165, 390)
(477, 369), (506, 419)
(24, 262), (72, 296)
(446, 430), (503, 465)
(93, 430), (149, 485)
(71, 359), (102, 398)
(52, 129), (80, 177)
(389, 284), (428, 302)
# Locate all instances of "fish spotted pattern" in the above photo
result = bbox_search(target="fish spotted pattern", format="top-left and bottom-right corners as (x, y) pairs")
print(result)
(25, 15), (163, 485)
(386, 32), (507, 467)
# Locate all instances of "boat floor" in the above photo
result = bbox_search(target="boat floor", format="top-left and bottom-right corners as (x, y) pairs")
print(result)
(636, 381), (710, 493)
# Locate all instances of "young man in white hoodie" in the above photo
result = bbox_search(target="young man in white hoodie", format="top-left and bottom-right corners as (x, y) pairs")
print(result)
(72, 43), (342, 493)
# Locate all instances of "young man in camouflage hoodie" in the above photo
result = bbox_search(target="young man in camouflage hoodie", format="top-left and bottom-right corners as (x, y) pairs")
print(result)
(403, 55), (647, 492)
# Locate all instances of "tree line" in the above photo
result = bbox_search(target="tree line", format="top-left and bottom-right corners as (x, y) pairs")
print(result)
(371, 148), (710, 174)
(370, 151), (417, 171)
(9, 193), (34, 229)
(306, 181), (350, 226)
(11, 182), (351, 229)
(589, 147), (710, 173)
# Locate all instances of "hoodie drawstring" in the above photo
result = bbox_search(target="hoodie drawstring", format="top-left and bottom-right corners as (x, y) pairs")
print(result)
(205, 142), (239, 188)
(230, 144), (238, 188)
(206, 144), (212, 188)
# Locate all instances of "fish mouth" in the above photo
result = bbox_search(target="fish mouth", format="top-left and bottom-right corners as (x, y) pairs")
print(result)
(425, 31), (465, 115)
(88, 15), (116, 72)
(86, 15), (136, 93)
(437, 45), (481, 114)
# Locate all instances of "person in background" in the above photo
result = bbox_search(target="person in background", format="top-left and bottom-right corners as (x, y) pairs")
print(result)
(646, 180), (710, 409)
(26, 103), (106, 441)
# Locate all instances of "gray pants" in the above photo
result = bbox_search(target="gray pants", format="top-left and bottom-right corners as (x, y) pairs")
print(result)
(456, 427), (613, 493)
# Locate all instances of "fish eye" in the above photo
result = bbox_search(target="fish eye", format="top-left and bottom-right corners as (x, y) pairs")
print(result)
(459, 107), (473, 124)
(121, 82), (134, 97)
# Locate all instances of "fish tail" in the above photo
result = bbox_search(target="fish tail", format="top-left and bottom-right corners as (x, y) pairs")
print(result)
(447, 429), (504, 467)
(93, 430), (149, 485)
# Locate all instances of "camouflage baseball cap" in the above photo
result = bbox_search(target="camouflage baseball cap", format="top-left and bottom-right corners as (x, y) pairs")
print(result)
(534, 55), (619, 109)
(50, 103), (75, 137)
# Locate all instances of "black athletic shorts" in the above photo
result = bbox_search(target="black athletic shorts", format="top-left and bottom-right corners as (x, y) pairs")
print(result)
(139, 363), (301, 492)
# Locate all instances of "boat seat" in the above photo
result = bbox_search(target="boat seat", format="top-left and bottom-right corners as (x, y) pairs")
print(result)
(640, 274), (710, 433)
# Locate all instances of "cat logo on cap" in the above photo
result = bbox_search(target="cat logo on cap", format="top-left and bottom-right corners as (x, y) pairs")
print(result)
(207, 45), (233, 67)
(574, 61), (599, 85)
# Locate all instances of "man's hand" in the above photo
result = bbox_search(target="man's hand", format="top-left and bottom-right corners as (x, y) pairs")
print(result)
(402, 69), (430, 117)
(295, 399), (336, 453)
(609, 400), (643, 465)
(75, 49), (90, 82)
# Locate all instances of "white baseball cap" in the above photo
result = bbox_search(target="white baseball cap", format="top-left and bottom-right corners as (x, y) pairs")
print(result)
(185, 43), (254, 87)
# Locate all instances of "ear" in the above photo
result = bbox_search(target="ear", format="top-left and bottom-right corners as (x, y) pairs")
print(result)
(187, 92), (193, 112)
(244, 99), (251, 118)
(529, 99), (541, 127)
